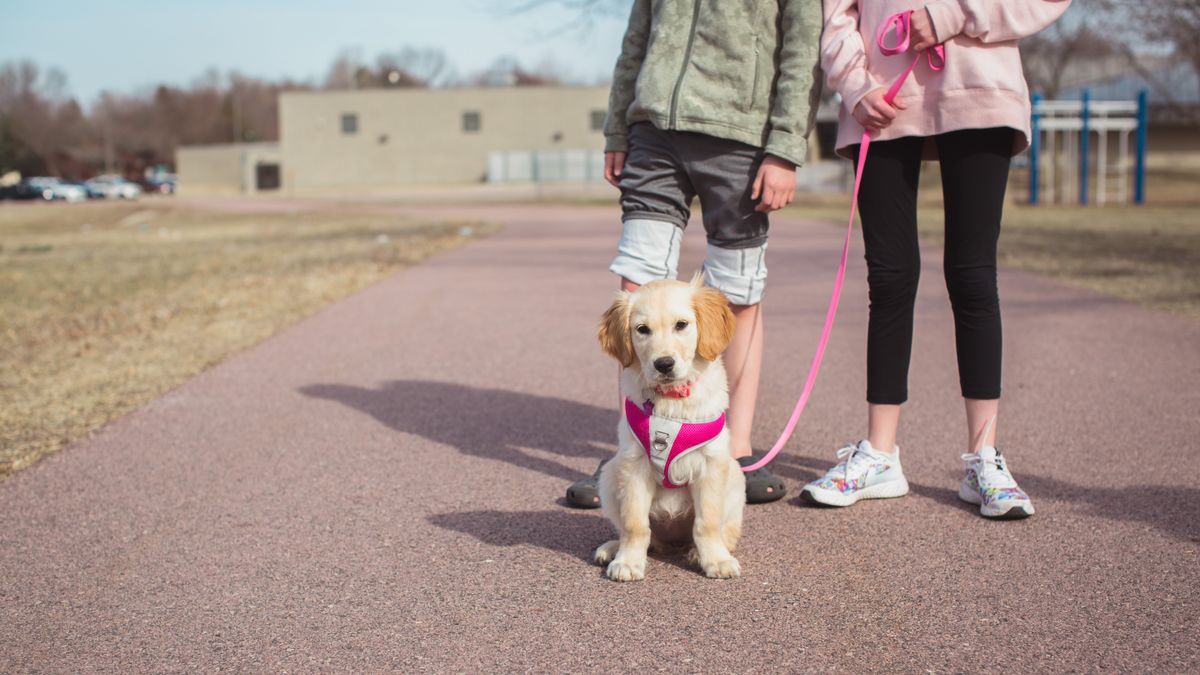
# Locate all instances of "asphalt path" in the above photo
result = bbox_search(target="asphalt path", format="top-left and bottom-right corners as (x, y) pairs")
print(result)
(2, 202), (1197, 671)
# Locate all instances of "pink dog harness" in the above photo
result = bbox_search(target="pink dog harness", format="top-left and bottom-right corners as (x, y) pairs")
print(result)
(625, 398), (726, 489)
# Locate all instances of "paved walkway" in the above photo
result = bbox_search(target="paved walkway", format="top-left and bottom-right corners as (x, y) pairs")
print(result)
(2, 203), (1197, 671)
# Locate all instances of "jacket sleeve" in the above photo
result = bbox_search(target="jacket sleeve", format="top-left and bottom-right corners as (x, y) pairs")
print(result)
(603, 0), (652, 153)
(821, 0), (883, 119)
(924, 0), (1072, 44)
(764, 0), (824, 166)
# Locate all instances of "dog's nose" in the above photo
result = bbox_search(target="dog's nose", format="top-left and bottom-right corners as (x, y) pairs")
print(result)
(653, 357), (675, 374)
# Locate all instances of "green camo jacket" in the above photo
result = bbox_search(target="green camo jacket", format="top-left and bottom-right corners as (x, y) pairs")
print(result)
(604, 0), (823, 166)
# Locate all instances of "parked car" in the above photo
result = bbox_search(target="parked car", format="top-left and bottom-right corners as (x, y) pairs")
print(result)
(140, 174), (177, 195)
(11, 177), (88, 202)
(85, 175), (142, 200)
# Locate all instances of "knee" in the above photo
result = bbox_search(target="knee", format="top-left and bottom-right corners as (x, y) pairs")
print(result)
(701, 242), (768, 306)
(944, 265), (998, 312)
(609, 218), (683, 285)
(866, 261), (920, 309)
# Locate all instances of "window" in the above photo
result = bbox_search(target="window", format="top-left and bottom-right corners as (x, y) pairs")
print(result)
(341, 113), (358, 134)
(590, 110), (606, 131)
(462, 111), (481, 133)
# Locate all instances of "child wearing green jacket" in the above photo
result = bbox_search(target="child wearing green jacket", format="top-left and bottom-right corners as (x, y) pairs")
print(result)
(566, 0), (824, 508)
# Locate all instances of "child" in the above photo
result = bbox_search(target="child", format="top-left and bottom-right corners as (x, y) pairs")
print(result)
(802, 0), (1071, 518)
(565, 0), (824, 508)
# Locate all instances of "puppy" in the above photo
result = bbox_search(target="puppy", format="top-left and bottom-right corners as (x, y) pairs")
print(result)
(593, 276), (746, 581)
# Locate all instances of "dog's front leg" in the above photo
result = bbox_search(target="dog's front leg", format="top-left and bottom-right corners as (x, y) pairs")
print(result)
(690, 456), (741, 579)
(605, 472), (653, 582)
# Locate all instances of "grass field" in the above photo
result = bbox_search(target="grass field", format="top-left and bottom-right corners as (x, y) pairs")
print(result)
(0, 201), (493, 476)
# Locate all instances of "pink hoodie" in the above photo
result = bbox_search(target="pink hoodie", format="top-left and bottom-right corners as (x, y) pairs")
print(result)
(822, 0), (1071, 158)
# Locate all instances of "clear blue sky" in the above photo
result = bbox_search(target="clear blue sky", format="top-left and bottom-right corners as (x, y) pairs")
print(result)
(0, 0), (631, 105)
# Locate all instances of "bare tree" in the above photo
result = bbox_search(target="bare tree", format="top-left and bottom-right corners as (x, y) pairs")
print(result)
(468, 55), (570, 87)
(376, 47), (454, 87)
(1099, 0), (1200, 100)
(0, 61), (81, 176)
(506, 0), (630, 21)
(1022, 23), (1121, 98)
(325, 48), (367, 90)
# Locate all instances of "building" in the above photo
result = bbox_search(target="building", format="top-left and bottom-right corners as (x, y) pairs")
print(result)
(175, 142), (282, 196)
(281, 86), (610, 193)
(176, 84), (843, 195)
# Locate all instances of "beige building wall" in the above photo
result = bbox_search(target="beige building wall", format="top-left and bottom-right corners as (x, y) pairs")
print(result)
(279, 86), (610, 192)
(176, 143), (282, 195)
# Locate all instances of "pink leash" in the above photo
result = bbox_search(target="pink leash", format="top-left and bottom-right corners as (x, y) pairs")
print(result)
(740, 11), (944, 473)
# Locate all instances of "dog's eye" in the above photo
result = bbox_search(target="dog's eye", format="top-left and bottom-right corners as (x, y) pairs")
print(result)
(635, 325), (651, 335)
(675, 320), (689, 331)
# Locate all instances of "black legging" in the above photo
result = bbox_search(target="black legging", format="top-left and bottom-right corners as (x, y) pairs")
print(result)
(854, 127), (1014, 404)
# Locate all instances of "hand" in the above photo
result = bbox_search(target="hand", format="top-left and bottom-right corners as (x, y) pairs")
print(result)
(853, 88), (907, 132)
(751, 155), (796, 213)
(604, 151), (626, 188)
(910, 7), (940, 51)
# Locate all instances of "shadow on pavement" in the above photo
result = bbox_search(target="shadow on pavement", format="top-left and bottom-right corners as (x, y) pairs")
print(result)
(907, 473), (1200, 541)
(299, 380), (615, 482)
(1019, 475), (1200, 542)
(789, 458), (1200, 542)
(302, 380), (1198, 542)
(427, 509), (709, 575)
(427, 509), (611, 563)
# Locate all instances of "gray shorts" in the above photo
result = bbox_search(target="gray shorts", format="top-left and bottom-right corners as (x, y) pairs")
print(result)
(618, 122), (769, 250)
(610, 123), (770, 305)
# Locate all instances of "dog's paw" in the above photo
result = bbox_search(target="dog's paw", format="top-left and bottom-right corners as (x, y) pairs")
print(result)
(605, 560), (645, 582)
(702, 556), (741, 579)
(593, 540), (619, 566)
(685, 546), (701, 567)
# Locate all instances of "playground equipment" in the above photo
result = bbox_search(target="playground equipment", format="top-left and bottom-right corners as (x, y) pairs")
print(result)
(1029, 89), (1148, 205)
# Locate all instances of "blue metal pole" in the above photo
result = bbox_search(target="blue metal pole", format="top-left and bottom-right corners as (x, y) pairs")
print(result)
(1079, 89), (1090, 205)
(1030, 93), (1041, 205)
(1135, 89), (1148, 204)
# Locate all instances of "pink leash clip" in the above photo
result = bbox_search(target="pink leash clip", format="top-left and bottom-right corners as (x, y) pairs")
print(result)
(740, 11), (945, 474)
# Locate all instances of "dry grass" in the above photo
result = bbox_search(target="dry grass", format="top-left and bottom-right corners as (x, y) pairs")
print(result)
(0, 200), (493, 476)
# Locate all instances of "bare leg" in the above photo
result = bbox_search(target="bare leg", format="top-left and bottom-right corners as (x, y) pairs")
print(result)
(867, 403), (901, 453)
(965, 398), (999, 451)
(724, 302), (763, 459)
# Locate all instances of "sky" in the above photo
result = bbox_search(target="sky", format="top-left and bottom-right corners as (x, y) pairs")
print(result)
(0, 0), (632, 106)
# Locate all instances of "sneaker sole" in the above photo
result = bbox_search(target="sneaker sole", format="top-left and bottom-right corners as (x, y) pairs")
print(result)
(801, 478), (909, 507)
(958, 484), (1035, 519)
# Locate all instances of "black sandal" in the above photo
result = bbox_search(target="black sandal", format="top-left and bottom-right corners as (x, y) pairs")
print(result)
(738, 456), (787, 504)
(565, 460), (606, 509)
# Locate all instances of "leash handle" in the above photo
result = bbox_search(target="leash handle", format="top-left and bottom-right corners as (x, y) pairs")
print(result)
(740, 12), (943, 475)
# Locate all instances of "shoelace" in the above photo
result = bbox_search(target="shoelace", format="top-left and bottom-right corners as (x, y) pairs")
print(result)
(831, 443), (878, 481)
(962, 451), (1018, 489)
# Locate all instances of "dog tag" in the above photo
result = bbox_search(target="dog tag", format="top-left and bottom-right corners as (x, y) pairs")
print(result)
(646, 416), (685, 482)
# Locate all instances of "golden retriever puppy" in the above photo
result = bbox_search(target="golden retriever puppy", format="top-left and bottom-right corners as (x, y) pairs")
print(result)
(593, 276), (745, 581)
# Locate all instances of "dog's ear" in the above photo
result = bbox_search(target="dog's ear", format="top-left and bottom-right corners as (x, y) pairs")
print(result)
(693, 285), (736, 361)
(598, 291), (636, 367)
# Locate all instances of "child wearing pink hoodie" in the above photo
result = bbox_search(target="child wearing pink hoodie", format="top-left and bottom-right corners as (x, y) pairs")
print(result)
(801, 0), (1071, 519)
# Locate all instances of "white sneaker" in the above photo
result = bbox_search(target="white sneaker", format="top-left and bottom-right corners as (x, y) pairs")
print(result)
(801, 440), (909, 506)
(959, 446), (1035, 519)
